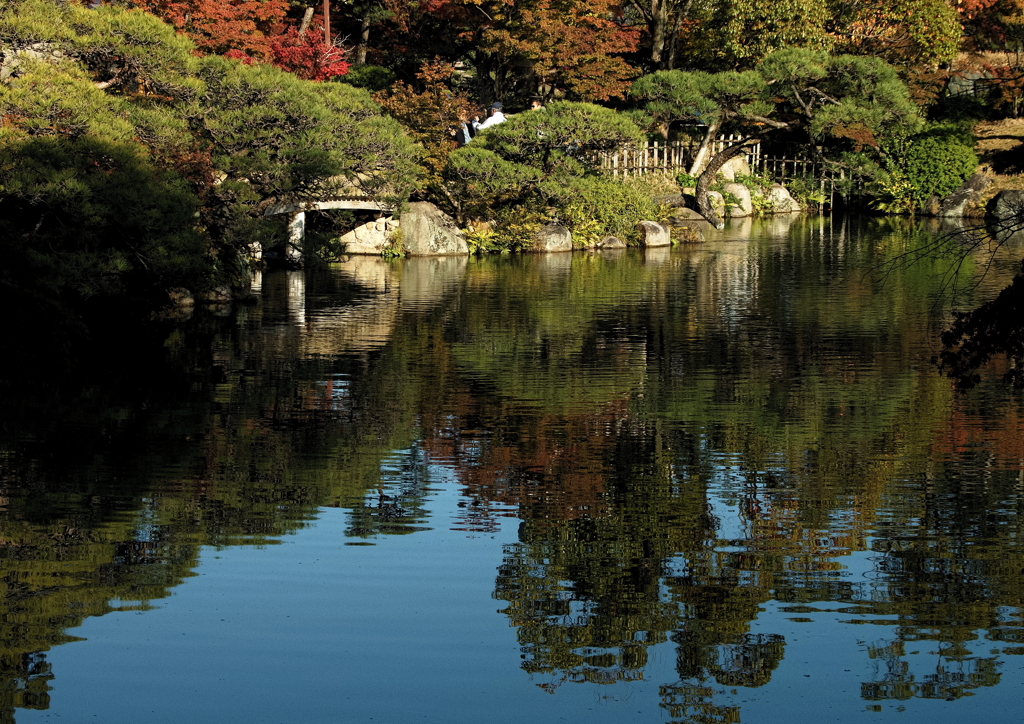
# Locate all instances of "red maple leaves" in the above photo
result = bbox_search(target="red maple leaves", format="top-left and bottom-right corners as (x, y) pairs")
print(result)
(270, 28), (349, 81)
(114, 1), (348, 81)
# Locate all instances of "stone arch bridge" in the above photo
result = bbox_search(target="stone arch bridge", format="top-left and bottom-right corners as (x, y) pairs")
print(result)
(264, 195), (395, 259)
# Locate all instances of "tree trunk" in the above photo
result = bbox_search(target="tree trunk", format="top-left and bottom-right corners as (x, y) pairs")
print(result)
(298, 7), (314, 35)
(356, 13), (371, 65)
(323, 0), (330, 46)
(688, 116), (721, 177)
(695, 139), (761, 229)
(649, 0), (668, 68)
(665, 14), (681, 70)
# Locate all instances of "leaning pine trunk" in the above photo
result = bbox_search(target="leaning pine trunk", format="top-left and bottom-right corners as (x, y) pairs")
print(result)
(688, 117), (721, 177)
(695, 138), (761, 229)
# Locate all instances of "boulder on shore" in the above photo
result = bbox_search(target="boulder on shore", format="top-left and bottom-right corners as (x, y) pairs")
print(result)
(653, 193), (686, 208)
(939, 174), (990, 218)
(720, 156), (751, 181)
(337, 216), (398, 255)
(167, 287), (195, 308)
(987, 189), (1024, 221)
(202, 286), (233, 304)
(532, 224), (573, 252)
(597, 236), (627, 249)
(636, 220), (671, 247)
(707, 191), (726, 215)
(764, 184), (800, 213)
(668, 207), (707, 221)
(721, 182), (754, 217)
(400, 202), (470, 256)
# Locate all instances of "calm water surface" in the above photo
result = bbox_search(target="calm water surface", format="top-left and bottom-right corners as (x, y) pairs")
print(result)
(3, 215), (1024, 723)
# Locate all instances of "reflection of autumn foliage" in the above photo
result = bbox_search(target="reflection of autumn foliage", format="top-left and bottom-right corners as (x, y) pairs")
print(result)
(418, 393), (622, 531)
(931, 396), (1024, 463)
(738, 493), (864, 574)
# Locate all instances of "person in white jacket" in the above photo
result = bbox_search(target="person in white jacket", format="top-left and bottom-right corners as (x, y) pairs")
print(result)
(472, 102), (507, 133)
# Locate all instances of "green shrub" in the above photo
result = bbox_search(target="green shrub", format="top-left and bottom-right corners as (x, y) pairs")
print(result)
(444, 145), (542, 222)
(732, 171), (776, 214)
(465, 207), (546, 254)
(539, 175), (659, 243)
(622, 172), (680, 197)
(784, 175), (828, 209)
(338, 65), (396, 92)
(904, 130), (978, 206)
(676, 171), (698, 188)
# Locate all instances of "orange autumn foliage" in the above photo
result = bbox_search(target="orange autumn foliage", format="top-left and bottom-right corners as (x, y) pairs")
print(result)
(111, 0), (289, 60)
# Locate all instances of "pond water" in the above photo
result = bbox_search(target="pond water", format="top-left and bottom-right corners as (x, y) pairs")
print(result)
(3, 215), (1024, 724)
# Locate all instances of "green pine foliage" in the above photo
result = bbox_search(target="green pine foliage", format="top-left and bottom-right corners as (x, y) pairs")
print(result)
(0, 0), (420, 378)
(0, 58), (205, 298)
(443, 101), (652, 249)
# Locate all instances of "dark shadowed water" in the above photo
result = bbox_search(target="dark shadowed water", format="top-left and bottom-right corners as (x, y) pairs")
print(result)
(3, 215), (1024, 724)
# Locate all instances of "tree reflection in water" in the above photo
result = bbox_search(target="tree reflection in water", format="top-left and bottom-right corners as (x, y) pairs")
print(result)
(3, 216), (1024, 722)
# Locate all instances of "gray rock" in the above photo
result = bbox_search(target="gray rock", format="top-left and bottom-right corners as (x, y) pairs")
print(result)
(987, 189), (1024, 221)
(671, 223), (705, 243)
(942, 178), (983, 215)
(597, 235), (627, 249)
(721, 182), (753, 216)
(400, 202), (469, 255)
(1, 43), (65, 81)
(532, 224), (573, 252)
(202, 285), (233, 304)
(669, 207), (710, 221)
(636, 220), (671, 247)
(399, 202), (471, 256)
(653, 193), (687, 207)
(337, 216), (398, 255)
(167, 287), (195, 308)
(720, 156), (751, 181)
(766, 184), (800, 213)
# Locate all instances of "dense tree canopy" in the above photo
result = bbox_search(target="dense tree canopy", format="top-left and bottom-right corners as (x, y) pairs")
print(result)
(9, 0), (1024, 385)
(109, 0), (289, 58)
(443, 101), (656, 241)
(0, 0), (418, 376)
(631, 48), (923, 225)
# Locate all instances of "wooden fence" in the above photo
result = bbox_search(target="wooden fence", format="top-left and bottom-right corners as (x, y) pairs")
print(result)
(592, 136), (762, 178)
(758, 158), (867, 208)
(592, 137), (864, 208)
